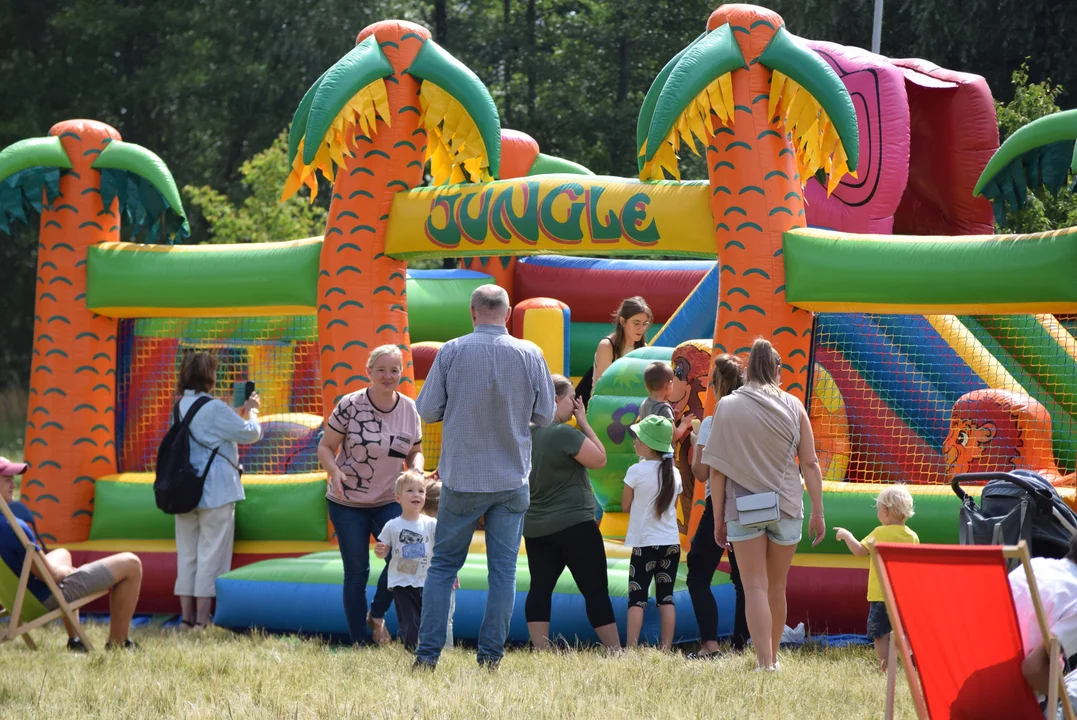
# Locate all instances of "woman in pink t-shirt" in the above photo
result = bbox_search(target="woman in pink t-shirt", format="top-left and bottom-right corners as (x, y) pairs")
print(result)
(317, 345), (424, 645)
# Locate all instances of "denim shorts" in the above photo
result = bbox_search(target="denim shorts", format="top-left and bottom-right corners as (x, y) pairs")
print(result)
(725, 516), (802, 546)
(866, 601), (892, 640)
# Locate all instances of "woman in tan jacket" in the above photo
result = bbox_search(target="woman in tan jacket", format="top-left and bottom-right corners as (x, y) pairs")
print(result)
(701, 339), (825, 670)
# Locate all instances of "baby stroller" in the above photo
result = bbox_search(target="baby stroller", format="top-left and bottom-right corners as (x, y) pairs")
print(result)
(952, 470), (1077, 569)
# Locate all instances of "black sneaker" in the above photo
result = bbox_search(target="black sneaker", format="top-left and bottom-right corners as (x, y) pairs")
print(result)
(105, 639), (140, 651)
(66, 637), (88, 653)
(412, 658), (437, 672)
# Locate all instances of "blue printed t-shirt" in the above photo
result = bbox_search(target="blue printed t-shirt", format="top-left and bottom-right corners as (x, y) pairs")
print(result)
(0, 513), (49, 603)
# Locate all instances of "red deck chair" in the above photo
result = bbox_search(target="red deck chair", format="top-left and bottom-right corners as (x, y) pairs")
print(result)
(875, 541), (1075, 720)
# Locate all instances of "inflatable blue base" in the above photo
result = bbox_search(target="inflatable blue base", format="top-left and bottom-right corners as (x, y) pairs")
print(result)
(215, 557), (736, 646)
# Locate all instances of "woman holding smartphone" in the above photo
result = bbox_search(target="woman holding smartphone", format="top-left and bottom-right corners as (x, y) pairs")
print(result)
(318, 345), (425, 645)
(173, 351), (262, 630)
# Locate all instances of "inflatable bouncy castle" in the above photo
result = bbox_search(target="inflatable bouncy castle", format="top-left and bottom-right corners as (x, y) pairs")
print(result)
(3, 3), (1077, 642)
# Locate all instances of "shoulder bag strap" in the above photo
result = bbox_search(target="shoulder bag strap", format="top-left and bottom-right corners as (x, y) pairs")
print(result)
(183, 397), (240, 474)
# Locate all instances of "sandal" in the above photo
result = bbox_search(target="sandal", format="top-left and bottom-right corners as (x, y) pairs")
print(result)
(367, 613), (391, 645)
(179, 619), (208, 632)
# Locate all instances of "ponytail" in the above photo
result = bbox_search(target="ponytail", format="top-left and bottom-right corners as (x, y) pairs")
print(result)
(653, 455), (677, 519)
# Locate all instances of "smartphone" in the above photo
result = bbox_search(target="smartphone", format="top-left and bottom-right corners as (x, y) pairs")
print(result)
(233, 380), (256, 407)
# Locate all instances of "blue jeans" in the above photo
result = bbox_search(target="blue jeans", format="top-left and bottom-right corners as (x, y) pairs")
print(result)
(328, 499), (401, 644)
(415, 484), (529, 666)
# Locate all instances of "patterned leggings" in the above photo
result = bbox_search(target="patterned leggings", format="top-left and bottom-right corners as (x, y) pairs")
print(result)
(628, 544), (681, 608)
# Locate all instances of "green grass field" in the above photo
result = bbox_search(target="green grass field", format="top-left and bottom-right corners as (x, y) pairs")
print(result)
(0, 624), (916, 719)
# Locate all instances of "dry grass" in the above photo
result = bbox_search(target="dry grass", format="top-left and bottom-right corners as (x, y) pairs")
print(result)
(0, 623), (916, 719)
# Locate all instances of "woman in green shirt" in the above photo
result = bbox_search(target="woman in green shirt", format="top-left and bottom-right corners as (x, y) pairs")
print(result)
(524, 375), (620, 650)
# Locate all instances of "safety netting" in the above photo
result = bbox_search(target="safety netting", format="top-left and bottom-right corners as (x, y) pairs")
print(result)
(810, 312), (1077, 485)
(116, 315), (445, 475)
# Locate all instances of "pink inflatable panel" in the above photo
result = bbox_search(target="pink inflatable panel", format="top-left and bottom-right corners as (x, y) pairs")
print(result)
(803, 40), (911, 235)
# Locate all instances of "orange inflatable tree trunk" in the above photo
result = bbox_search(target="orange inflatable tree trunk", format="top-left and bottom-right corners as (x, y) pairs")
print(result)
(637, 4), (860, 404)
(0, 119), (188, 542)
(283, 21), (503, 416)
(24, 122), (120, 542)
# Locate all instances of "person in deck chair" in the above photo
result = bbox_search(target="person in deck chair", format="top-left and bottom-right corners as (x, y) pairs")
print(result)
(1010, 532), (1077, 717)
(0, 457), (143, 650)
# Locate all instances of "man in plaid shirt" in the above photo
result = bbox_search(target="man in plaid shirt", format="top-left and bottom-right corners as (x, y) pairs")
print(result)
(414, 284), (556, 670)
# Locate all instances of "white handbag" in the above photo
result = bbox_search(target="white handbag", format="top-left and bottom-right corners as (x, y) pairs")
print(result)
(734, 395), (799, 528)
(735, 491), (780, 528)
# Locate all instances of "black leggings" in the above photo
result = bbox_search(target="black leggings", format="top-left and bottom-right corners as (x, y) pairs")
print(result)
(629, 544), (681, 608)
(687, 496), (748, 648)
(524, 520), (616, 628)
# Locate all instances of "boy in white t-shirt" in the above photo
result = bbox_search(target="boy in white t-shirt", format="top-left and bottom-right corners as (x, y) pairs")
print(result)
(375, 471), (437, 649)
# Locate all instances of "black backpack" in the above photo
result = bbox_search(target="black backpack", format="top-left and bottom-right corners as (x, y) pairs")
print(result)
(154, 397), (218, 514)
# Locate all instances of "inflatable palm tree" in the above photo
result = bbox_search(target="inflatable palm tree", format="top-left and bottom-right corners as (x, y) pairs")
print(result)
(636, 5), (859, 400)
(0, 119), (187, 542)
(974, 108), (1077, 223)
(281, 21), (501, 413)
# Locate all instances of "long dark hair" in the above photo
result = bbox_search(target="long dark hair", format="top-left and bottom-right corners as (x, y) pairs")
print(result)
(653, 455), (676, 519)
(609, 296), (652, 360)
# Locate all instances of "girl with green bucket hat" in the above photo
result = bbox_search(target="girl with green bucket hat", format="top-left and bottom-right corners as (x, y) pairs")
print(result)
(622, 415), (682, 650)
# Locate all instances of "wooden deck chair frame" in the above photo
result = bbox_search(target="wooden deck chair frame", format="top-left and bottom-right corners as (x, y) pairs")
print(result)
(878, 541), (1075, 720)
(0, 494), (107, 651)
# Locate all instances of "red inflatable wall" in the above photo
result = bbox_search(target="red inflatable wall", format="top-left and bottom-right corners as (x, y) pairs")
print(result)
(514, 258), (711, 324)
(891, 59), (999, 236)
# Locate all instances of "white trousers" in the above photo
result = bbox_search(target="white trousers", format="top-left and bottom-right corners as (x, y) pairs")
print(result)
(174, 503), (236, 598)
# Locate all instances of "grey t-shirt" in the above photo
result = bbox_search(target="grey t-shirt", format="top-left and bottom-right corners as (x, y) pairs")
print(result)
(640, 398), (675, 421)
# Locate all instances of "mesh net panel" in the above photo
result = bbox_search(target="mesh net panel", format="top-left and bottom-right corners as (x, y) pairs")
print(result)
(117, 315), (445, 474)
(810, 313), (1077, 485)
(117, 316), (322, 474)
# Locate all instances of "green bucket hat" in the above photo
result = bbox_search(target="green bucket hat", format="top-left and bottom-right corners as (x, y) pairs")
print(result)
(629, 415), (675, 455)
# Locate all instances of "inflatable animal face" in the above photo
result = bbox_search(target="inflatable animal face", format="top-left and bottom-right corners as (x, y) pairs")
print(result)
(943, 417), (999, 477)
(943, 389), (1062, 482)
(670, 339), (712, 419)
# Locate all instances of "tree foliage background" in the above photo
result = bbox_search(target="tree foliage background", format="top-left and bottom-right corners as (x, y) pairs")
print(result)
(2, 0), (1077, 388)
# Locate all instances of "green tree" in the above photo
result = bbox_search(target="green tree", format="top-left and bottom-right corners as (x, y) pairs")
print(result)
(184, 129), (327, 244)
(993, 63), (1077, 234)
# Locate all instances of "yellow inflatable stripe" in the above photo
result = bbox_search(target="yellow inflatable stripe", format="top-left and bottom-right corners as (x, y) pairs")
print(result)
(798, 300), (1077, 315)
(95, 238), (322, 254)
(92, 305), (316, 319)
(521, 307), (567, 376)
(96, 472), (326, 486)
(925, 315), (1023, 393)
(61, 540), (336, 554)
(248, 344), (292, 417)
(1037, 314), (1077, 365)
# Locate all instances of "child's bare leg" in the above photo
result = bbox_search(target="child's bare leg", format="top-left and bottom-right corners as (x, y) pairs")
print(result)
(657, 604), (676, 650)
(626, 606), (644, 648)
(875, 633), (890, 672)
